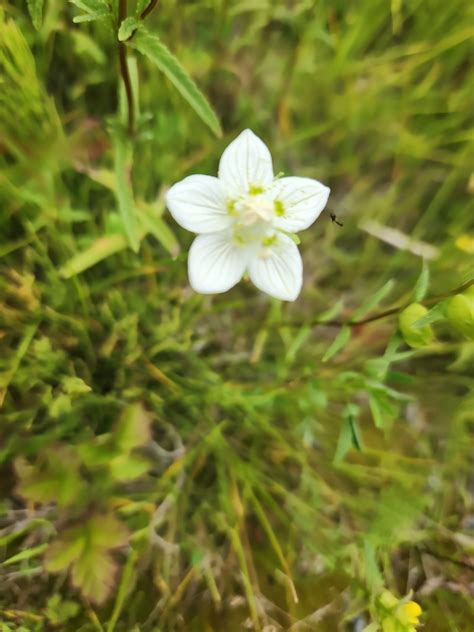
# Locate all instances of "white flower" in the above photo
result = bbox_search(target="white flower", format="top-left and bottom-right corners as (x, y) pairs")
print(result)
(165, 129), (330, 301)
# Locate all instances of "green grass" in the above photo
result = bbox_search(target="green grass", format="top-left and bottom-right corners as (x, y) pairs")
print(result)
(0, 0), (473, 630)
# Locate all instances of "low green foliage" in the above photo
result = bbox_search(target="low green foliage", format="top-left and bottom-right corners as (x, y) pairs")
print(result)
(0, 0), (472, 630)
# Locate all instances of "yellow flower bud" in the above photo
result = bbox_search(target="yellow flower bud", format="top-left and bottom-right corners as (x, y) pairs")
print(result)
(399, 303), (434, 348)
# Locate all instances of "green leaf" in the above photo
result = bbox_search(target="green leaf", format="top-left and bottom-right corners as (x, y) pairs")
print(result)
(115, 403), (151, 453)
(44, 529), (85, 573)
(135, 0), (149, 15)
(118, 17), (139, 42)
(71, 548), (118, 605)
(352, 279), (395, 320)
(127, 26), (222, 137)
(62, 376), (92, 395)
(44, 514), (128, 605)
(59, 234), (130, 278)
(15, 449), (84, 508)
(70, 0), (110, 23)
(412, 301), (446, 328)
(413, 259), (430, 302)
(333, 417), (353, 464)
(1, 543), (48, 567)
(45, 596), (80, 625)
(109, 454), (150, 481)
(114, 135), (140, 252)
(27, 0), (44, 30)
(138, 207), (180, 256)
(363, 540), (383, 590)
(322, 326), (351, 362)
(86, 514), (129, 550)
(368, 391), (398, 429)
(334, 404), (363, 464)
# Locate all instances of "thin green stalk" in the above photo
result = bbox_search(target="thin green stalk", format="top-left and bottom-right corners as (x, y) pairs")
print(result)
(118, 0), (134, 134)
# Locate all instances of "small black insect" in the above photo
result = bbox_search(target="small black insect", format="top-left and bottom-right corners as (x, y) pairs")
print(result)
(330, 212), (343, 227)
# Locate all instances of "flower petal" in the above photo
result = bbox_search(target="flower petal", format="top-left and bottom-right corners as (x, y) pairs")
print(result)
(218, 129), (274, 196)
(166, 175), (231, 234)
(188, 232), (249, 294)
(271, 177), (330, 232)
(248, 234), (303, 301)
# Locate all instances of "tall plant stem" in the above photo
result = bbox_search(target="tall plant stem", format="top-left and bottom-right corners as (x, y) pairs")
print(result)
(118, 0), (134, 134)
(140, 0), (159, 20)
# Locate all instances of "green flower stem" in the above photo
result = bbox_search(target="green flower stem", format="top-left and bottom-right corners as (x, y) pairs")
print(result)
(279, 278), (474, 329)
(118, 0), (134, 134)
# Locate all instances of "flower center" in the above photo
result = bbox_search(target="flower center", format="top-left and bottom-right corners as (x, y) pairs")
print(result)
(234, 195), (274, 227)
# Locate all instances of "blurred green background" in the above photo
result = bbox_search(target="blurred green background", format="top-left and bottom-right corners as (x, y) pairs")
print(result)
(0, 1), (473, 630)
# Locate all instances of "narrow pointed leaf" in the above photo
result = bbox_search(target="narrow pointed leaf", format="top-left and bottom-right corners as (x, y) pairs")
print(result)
(114, 135), (140, 252)
(352, 279), (395, 320)
(413, 259), (430, 301)
(27, 0), (44, 30)
(322, 326), (351, 362)
(128, 27), (222, 137)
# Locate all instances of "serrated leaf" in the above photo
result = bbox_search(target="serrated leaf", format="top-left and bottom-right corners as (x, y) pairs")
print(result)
(44, 514), (128, 605)
(322, 326), (351, 362)
(27, 0), (44, 30)
(118, 17), (139, 41)
(352, 279), (395, 320)
(413, 259), (430, 302)
(86, 514), (129, 550)
(127, 26), (222, 137)
(71, 548), (117, 605)
(44, 529), (85, 573)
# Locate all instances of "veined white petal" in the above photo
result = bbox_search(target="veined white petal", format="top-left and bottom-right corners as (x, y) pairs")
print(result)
(165, 175), (231, 234)
(218, 129), (274, 196)
(248, 234), (303, 301)
(271, 177), (330, 232)
(188, 232), (249, 294)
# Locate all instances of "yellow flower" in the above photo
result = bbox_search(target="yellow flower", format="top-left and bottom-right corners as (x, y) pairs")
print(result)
(377, 591), (423, 631)
(455, 235), (474, 254)
(398, 600), (422, 626)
